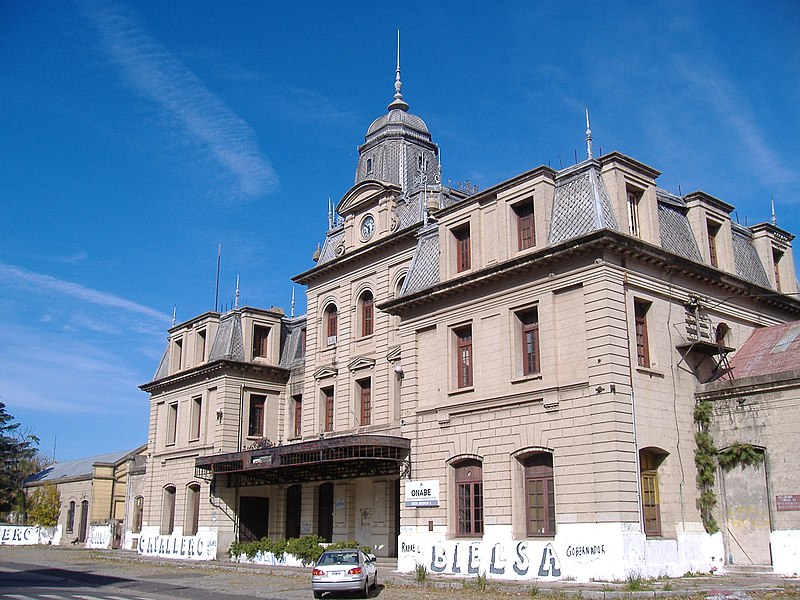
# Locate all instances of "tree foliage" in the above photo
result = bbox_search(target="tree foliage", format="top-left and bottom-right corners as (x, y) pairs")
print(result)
(27, 484), (60, 527)
(0, 401), (41, 518)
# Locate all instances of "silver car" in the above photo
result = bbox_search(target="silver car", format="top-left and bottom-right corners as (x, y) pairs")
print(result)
(311, 549), (378, 598)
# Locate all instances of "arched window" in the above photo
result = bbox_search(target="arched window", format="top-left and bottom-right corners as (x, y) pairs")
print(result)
(185, 484), (200, 536)
(521, 453), (555, 536)
(359, 291), (374, 337)
(325, 304), (338, 346)
(132, 496), (144, 533)
(161, 485), (176, 535)
(66, 500), (75, 533)
(453, 458), (483, 536)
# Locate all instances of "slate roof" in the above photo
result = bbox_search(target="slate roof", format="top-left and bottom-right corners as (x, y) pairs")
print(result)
(279, 315), (307, 369)
(24, 447), (144, 486)
(549, 162), (619, 245)
(728, 321), (800, 379)
(208, 310), (244, 361)
(657, 189), (702, 261)
(402, 224), (441, 295)
(732, 224), (770, 287)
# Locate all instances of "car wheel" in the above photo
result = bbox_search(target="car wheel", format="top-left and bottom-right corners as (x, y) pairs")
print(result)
(372, 572), (378, 589)
(362, 578), (369, 598)
(313, 591), (322, 599)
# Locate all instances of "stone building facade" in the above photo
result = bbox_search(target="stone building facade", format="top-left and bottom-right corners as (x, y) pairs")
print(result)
(138, 64), (800, 577)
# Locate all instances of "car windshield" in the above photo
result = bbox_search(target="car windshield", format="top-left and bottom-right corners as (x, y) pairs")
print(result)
(319, 551), (359, 566)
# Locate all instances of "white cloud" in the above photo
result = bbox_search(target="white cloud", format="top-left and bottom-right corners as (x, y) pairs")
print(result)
(0, 263), (170, 322)
(79, 0), (278, 199)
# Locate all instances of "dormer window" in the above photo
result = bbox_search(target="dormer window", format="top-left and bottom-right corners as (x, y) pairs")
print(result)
(773, 250), (783, 292)
(365, 157), (373, 175)
(417, 154), (427, 172)
(707, 221), (721, 267)
(627, 188), (642, 238)
(253, 324), (270, 359)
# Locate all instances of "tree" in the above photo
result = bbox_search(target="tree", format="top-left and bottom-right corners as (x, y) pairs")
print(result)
(0, 402), (40, 519)
(26, 484), (60, 527)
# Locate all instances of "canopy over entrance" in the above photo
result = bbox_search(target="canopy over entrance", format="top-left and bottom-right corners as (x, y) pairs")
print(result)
(195, 434), (411, 486)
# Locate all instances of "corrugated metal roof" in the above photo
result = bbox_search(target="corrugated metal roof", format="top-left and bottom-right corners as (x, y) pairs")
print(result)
(728, 321), (800, 379)
(24, 447), (142, 485)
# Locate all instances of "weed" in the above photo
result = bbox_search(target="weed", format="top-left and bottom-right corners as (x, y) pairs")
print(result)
(475, 572), (487, 592)
(414, 562), (428, 582)
(624, 572), (647, 591)
(528, 584), (540, 597)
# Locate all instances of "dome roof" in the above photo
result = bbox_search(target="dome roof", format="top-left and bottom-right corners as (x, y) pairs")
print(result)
(366, 108), (430, 136)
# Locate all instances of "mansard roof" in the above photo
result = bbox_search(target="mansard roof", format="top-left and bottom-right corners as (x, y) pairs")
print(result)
(24, 445), (146, 486)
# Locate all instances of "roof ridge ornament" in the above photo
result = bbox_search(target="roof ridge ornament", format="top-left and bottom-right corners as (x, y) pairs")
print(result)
(387, 30), (409, 112)
(771, 196), (777, 226)
(585, 106), (594, 160)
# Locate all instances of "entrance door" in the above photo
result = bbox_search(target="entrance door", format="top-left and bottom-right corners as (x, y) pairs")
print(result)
(285, 485), (302, 539)
(239, 497), (269, 542)
(317, 483), (333, 542)
(78, 500), (89, 543)
(721, 454), (771, 565)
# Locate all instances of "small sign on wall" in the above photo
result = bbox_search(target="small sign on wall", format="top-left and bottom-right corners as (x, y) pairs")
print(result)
(776, 495), (800, 511)
(405, 480), (440, 507)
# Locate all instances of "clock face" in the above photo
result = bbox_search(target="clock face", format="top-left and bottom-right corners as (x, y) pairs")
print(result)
(361, 215), (375, 240)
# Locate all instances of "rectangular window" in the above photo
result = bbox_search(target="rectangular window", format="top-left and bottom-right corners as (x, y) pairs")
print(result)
(189, 395), (202, 441)
(300, 328), (307, 356)
(773, 250), (783, 292)
(454, 225), (471, 272)
(359, 379), (372, 426)
(323, 387), (334, 432)
(171, 338), (183, 373)
(293, 394), (302, 438)
(161, 486), (175, 535)
(166, 402), (178, 446)
(634, 300), (651, 368)
(248, 394), (266, 437)
(455, 325), (473, 388)
(185, 485), (200, 536)
(253, 324), (270, 358)
(132, 496), (143, 533)
(707, 221), (720, 267)
(627, 189), (641, 238)
(519, 308), (540, 376)
(196, 329), (206, 364)
(326, 307), (338, 346)
(515, 201), (535, 251)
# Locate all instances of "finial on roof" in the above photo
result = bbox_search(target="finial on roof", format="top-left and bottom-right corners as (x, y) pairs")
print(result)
(172, 305), (176, 326)
(291, 287), (295, 318)
(771, 196), (777, 226)
(234, 274), (240, 309)
(585, 106), (594, 160)
(387, 30), (409, 112)
(327, 197), (334, 230)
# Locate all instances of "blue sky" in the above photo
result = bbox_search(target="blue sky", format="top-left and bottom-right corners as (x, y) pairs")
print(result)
(1, 0), (798, 462)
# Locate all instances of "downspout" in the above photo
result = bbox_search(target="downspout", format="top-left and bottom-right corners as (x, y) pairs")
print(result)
(622, 268), (645, 533)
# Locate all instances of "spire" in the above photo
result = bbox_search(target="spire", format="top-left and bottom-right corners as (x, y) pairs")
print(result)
(234, 274), (240, 309)
(771, 196), (777, 226)
(172, 305), (176, 326)
(585, 106), (594, 160)
(290, 287), (296, 318)
(328, 197), (334, 230)
(387, 30), (409, 112)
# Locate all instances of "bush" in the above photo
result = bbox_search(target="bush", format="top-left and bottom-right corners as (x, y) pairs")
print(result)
(286, 535), (326, 565)
(327, 539), (371, 554)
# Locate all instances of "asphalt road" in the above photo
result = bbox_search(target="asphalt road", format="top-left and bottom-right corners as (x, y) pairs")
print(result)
(0, 545), (798, 600)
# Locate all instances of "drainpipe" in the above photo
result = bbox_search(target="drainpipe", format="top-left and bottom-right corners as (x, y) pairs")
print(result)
(622, 269), (645, 533)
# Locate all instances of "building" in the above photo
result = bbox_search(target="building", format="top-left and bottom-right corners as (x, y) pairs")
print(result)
(139, 60), (800, 577)
(24, 446), (146, 548)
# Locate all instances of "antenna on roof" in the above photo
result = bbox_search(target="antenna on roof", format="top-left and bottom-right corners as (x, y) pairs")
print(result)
(678, 185), (682, 196)
(291, 287), (296, 318)
(388, 30), (409, 111)
(771, 196), (777, 226)
(234, 275), (240, 309)
(327, 198), (333, 230)
(214, 243), (221, 311)
(172, 305), (177, 326)
(585, 106), (594, 160)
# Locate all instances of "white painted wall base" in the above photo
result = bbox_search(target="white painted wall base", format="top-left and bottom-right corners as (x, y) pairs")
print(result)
(771, 530), (800, 576)
(398, 523), (725, 582)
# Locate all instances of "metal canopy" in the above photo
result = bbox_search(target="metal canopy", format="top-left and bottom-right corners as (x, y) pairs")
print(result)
(194, 434), (411, 486)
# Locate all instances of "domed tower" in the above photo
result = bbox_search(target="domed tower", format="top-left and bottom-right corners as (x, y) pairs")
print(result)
(354, 36), (440, 196)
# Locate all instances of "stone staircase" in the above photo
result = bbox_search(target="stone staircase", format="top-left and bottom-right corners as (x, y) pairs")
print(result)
(724, 563), (774, 575)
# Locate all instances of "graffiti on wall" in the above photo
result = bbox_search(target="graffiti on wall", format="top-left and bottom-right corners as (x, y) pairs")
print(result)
(137, 529), (218, 561)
